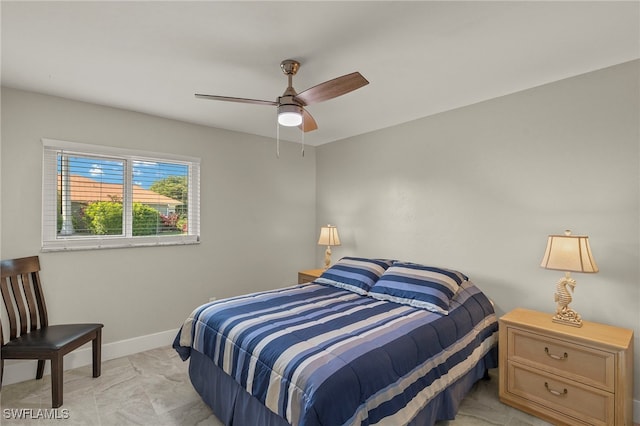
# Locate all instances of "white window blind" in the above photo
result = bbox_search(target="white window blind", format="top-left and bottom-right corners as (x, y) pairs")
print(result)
(42, 139), (200, 251)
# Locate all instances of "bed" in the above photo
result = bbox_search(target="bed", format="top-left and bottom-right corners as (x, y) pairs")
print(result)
(173, 257), (499, 425)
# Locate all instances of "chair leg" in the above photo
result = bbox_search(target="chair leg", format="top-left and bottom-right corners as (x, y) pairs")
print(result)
(36, 360), (46, 379)
(92, 329), (102, 378)
(51, 354), (63, 408)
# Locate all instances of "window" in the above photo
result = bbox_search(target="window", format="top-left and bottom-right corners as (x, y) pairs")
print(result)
(42, 139), (200, 251)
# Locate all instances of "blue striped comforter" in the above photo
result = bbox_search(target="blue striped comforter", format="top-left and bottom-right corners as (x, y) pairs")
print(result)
(174, 280), (498, 426)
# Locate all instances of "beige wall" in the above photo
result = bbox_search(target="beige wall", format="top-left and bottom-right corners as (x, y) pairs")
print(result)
(316, 60), (640, 403)
(0, 87), (317, 343)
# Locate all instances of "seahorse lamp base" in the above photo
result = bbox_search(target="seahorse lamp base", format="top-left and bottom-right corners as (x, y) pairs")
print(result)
(552, 309), (583, 327)
(552, 272), (583, 327)
(323, 245), (332, 269)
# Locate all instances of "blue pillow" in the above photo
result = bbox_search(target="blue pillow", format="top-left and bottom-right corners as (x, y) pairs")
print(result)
(368, 262), (467, 314)
(316, 257), (394, 295)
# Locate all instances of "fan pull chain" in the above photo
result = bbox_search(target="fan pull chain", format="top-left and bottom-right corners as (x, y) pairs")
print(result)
(276, 113), (280, 159)
(301, 116), (305, 157)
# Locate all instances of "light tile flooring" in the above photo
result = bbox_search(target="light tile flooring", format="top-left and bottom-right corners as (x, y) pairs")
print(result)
(0, 346), (554, 425)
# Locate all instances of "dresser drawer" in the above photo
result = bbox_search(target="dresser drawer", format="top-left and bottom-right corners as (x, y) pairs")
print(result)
(508, 328), (615, 391)
(507, 362), (614, 426)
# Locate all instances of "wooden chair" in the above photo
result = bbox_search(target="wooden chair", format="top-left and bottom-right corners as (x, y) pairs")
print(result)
(0, 256), (103, 408)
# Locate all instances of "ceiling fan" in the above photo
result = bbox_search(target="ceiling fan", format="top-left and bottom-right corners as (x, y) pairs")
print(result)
(195, 59), (369, 132)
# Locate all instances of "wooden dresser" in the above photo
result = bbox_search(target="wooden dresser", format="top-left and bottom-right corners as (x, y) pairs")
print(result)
(298, 268), (324, 284)
(499, 308), (633, 425)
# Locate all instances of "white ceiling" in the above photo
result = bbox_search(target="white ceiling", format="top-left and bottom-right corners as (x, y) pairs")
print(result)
(2, 1), (638, 146)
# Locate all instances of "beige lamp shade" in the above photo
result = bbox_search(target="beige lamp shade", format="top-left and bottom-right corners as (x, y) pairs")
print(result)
(540, 230), (598, 273)
(317, 225), (341, 247)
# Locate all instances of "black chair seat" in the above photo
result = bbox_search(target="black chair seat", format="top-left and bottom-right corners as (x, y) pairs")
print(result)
(2, 324), (103, 354)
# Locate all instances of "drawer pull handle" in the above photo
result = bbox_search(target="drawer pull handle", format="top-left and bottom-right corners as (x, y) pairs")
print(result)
(544, 382), (568, 397)
(545, 347), (568, 360)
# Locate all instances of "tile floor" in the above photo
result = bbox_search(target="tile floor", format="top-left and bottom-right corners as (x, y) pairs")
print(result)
(1, 346), (555, 425)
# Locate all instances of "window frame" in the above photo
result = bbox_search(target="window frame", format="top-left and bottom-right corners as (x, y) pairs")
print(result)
(42, 138), (200, 251)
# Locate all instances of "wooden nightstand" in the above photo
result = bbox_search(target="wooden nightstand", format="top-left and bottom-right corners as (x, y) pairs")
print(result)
(499, 308), (633, 426)
(298, 269), (324, 284)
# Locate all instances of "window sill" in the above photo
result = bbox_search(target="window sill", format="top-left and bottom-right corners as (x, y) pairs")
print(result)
(41, 235), (200, 252)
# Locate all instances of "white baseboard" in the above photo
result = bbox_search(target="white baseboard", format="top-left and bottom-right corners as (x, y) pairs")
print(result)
(1, 328), (179, 386)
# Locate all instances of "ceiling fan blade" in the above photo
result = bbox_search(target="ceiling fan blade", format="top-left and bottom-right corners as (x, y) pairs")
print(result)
(295, 72), (369, 106)
(195, 93), (277, 106)
(300, 109), (318, 132)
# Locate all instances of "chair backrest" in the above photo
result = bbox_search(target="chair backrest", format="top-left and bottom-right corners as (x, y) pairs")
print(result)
(0, 256), (49, 345)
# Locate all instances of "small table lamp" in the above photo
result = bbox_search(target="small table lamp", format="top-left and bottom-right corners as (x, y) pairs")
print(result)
(540, 230), (598, 327)
(318, 225), (341, 269)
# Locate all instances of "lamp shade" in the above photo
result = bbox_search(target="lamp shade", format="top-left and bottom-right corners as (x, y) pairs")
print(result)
(318, 225), (341, 246)
(540, 230), (598, 273)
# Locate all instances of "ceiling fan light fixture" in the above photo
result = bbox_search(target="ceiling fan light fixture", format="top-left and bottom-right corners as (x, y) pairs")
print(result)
(278, 104), (303, 127)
